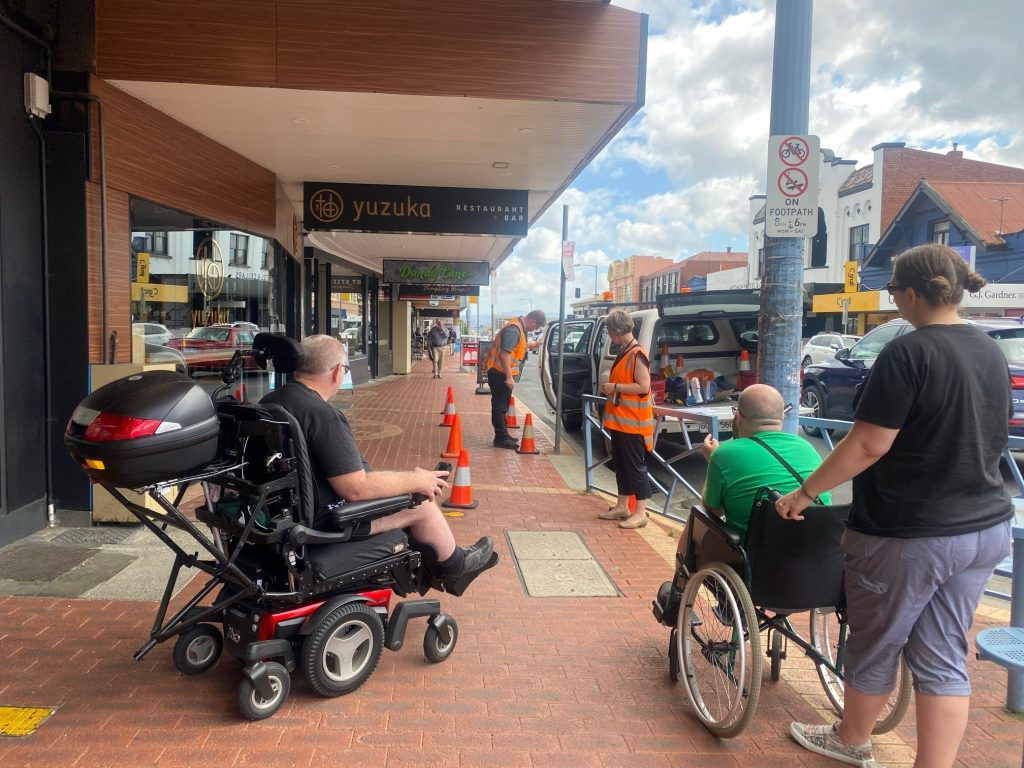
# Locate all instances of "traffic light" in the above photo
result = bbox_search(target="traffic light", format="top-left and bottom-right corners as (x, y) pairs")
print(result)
(574, 287), (581, 299)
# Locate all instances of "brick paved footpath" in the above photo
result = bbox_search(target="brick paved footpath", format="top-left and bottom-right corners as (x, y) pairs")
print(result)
(0, 355), (1020, 767)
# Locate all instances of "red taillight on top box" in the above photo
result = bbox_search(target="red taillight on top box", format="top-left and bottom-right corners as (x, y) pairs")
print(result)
(64, 371), (219, 488)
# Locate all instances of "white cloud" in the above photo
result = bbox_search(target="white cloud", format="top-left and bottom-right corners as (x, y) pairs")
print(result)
(483, 0), (1023, 322)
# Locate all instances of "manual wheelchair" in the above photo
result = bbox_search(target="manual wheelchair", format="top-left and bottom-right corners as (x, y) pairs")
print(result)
(65, 333), (497, 720)
(652, 489), (911, 738)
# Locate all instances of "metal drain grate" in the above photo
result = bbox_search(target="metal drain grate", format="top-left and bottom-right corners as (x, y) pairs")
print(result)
(0, 545), (94, 582)
(52, 528), (133, 546)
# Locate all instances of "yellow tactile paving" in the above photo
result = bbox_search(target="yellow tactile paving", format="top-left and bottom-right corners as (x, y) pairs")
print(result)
(0, 706), (55, 737)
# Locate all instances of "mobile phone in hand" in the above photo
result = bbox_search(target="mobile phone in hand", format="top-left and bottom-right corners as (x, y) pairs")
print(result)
(435, 462), (453, 477)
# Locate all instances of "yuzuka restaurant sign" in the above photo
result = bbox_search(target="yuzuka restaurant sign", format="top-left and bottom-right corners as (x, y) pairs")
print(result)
(304, 182), (529, 236)
(383, 260), (489, 287)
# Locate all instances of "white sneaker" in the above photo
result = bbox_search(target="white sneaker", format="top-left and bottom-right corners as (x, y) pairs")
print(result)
(789, 723), (876, 767)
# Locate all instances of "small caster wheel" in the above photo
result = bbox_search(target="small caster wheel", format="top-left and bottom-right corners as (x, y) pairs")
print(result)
(424, 615), (458, 663)
(668, 627), (680, 683)
(769, 630), (785, 682)
(237, 661), (290, 720)
(173, 624), (223, 675)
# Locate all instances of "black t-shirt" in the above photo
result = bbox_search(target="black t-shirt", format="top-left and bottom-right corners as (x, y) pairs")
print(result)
(851, 323), (1013, 537)
(261, 381), (370, 508)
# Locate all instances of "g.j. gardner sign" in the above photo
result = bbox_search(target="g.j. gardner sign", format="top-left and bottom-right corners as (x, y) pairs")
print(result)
(383, 260), (489, 286)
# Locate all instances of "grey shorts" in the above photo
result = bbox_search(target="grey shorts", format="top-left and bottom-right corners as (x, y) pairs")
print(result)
(842, 521), (1011, 697)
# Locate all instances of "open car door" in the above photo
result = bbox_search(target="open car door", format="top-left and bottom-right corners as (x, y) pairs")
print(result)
(539, 319), (597, 432)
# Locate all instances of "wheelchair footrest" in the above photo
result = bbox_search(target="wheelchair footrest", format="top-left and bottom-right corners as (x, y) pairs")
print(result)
(385, 598), (441, 652)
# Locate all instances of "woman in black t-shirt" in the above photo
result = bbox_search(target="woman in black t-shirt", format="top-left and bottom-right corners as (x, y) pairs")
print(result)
(776, 244), (1013, 767)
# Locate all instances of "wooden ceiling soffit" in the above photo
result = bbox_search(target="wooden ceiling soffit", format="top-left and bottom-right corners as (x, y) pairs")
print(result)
(96, 0), (645, 105)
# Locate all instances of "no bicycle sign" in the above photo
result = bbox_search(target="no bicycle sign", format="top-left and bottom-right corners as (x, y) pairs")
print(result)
(766, 134), (820, 238)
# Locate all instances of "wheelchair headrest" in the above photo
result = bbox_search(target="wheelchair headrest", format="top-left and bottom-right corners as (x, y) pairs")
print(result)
(252, 333), (304, 374)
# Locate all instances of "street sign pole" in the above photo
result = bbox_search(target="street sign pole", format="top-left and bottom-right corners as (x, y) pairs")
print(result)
(554, 206), (570, 454)
(761, 0), (814, 434)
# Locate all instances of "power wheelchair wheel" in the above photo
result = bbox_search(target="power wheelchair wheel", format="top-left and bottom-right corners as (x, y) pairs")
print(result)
(423, 615), (458, 664)
(677, 563), (762, 738)
(172, 624), (223, 675)
(809, 607), (912, 734)
(302, 602), (384, 697)
(237, 661), (290, 721)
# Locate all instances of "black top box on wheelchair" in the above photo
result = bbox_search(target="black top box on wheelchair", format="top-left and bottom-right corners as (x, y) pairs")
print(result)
(650, 490), (911, 739)
(64, 333), (487, 720)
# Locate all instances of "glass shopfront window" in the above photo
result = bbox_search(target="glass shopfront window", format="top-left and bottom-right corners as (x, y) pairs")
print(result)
(129, 198), (288, 401)
(330, 276), (365, 357)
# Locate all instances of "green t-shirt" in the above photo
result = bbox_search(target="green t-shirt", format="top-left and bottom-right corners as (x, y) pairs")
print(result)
(703, 430), (831, 535)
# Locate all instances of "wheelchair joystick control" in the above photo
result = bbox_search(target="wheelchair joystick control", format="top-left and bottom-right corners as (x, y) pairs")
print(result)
(410, 462), (453, 507)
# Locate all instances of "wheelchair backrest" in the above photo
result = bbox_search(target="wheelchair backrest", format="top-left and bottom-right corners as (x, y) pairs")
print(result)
(215, 401), (317, 526)
(744, 490), (850, 611)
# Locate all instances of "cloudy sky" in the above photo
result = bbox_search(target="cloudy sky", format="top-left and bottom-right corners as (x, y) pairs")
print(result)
(481, 0), (1023, 323)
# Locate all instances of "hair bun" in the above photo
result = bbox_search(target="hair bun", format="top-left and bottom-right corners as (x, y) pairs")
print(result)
(964, 271), (987, 292)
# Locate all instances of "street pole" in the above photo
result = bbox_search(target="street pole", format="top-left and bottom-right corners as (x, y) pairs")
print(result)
(760, 0), (813, 434)
(554, 205), (568, 454)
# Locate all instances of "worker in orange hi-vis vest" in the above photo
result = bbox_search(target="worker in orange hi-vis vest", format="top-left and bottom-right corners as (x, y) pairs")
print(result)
(482, 309), (547, 450)
(599, 309), (654, 529)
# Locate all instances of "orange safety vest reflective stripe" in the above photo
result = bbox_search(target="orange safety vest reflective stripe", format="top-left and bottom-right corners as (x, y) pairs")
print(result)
(483, 318), (528, 378)
(603, 343), (654, 451)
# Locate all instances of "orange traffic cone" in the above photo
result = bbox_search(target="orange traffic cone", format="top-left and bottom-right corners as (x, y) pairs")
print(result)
(628, 495), (637, 514)
(440, 386), (453, 414)
(439, 388), (457, 426)
(233, 383), (247, 401)
(442, 414), (464, 458)
(443, 450), (478, 510)
(505, 396), (520, 429)
(738, 350), (751, 372)
(516, 413), (541, 455)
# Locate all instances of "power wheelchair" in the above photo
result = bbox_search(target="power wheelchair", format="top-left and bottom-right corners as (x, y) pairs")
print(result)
(65, 333), (497, 720)
(652, 489), (911, 738)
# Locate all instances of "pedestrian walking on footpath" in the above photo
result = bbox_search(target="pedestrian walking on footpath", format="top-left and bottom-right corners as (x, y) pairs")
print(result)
(598, 309), (654, 529)
(776, 243), (1014, 768)
(482, 309), (546, 449)
(428, 320), (449, 378)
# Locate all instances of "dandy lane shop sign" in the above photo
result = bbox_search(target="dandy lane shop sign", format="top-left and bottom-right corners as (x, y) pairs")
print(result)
(304, 182), (529, 237)
(383, 260), (489, 286)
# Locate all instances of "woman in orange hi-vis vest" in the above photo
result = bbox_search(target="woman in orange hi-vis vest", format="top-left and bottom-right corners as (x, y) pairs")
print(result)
(599, 309), (654, 529)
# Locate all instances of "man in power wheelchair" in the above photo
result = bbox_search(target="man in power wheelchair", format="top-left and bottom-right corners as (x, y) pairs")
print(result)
(651, 385), (911, 741)
(65, 332), (497, 720)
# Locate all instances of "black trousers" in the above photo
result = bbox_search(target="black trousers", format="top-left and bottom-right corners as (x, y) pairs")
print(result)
(487, 368), (512, 439)
(610, 429), (651, 500)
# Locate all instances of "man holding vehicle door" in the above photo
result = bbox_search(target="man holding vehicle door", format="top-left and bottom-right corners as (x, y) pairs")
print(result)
(482, 310), (547, 449)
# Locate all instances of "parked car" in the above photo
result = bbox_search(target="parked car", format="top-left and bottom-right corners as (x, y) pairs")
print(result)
(166, 322), (259, 373)
(800, 317), (1024, 437)
(132, 322), (171, 347)
(539, 290), (760, 432)
(800, 332), (860, 367)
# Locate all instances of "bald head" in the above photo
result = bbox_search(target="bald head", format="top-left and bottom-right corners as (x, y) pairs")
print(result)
(736, 384), (785, 433)
(297, 334), (347, 375)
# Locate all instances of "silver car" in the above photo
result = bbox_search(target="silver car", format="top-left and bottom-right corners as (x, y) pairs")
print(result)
(800, 332), (860, 367)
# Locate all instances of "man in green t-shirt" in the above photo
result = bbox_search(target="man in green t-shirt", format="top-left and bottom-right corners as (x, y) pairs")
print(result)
(702, 384), (830, 536)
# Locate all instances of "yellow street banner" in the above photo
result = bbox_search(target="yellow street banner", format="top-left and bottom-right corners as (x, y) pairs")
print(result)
(812, 291), (881, 313)
(136, 252), (150, 283)
(844, 260), (858, 293)
(131, 282), (189, 303)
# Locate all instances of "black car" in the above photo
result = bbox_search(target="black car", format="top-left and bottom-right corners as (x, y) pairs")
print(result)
(800, 317), (1024, 436)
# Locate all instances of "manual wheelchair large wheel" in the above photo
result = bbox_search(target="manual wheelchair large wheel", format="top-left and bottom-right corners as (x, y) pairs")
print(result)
(237, 661), (290, 721)
(809, 607), (912, 734)
(172, 624), (223, 675)
(302, 602), (384, 697)
(676, 563), (762, 738)
(423, 615), (458, 663)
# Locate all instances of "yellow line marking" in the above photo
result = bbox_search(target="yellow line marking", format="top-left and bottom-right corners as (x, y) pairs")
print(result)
(0, 706), (56, 737)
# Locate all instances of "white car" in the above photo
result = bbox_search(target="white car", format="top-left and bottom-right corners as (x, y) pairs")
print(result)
(132, 322), (172, 346)
(800, 332), (860, 367)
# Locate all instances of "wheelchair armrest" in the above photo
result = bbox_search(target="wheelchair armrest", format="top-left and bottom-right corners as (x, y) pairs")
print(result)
(289, 524), (359, 546)
(326, 494), (414, 528)
(689, 504), (744, 549)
